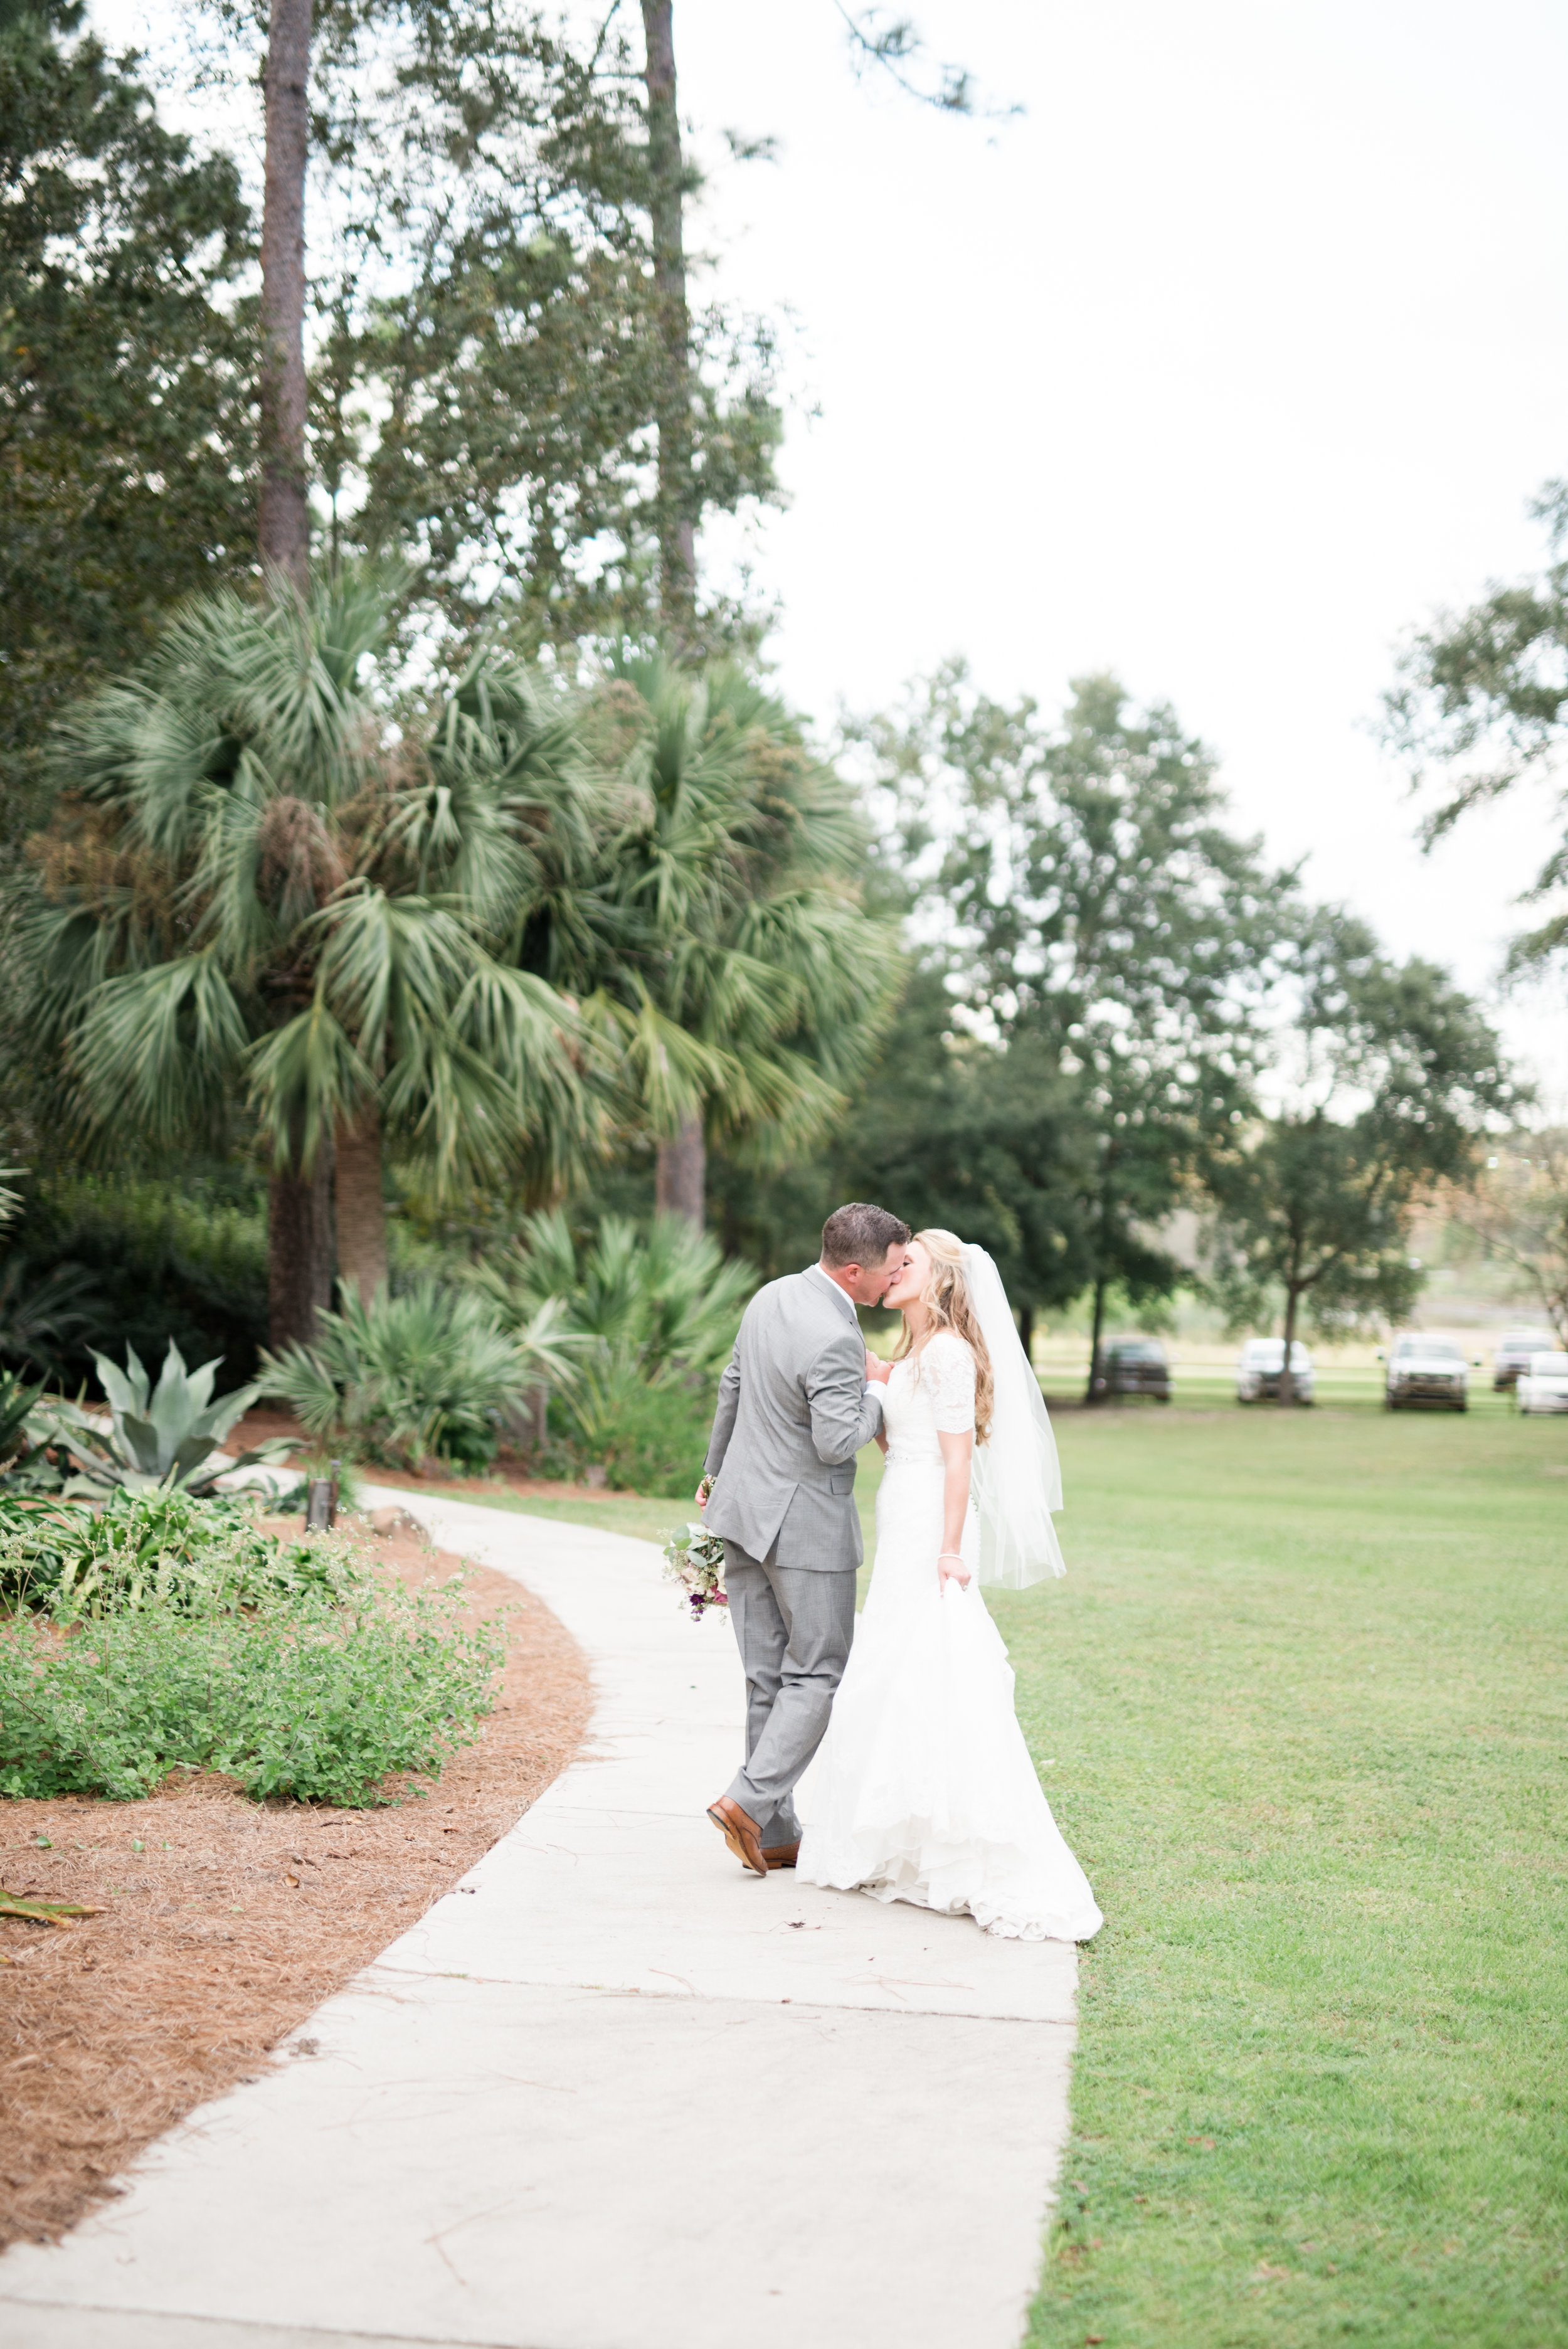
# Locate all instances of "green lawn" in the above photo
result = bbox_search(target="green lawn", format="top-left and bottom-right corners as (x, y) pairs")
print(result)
(461, 1394), (1567, 2345)
(1013, 1399), (1567, 2348)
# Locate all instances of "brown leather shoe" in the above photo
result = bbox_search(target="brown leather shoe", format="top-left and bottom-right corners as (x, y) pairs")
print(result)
(707, 1796), (768, 1878)
(762, 1841), (800, 1870)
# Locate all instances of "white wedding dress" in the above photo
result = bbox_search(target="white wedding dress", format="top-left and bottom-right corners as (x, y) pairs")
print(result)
(796, 1332), (1103, 1943)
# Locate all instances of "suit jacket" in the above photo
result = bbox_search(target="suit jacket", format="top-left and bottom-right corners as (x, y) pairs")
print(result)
(702, 1266), (884, 1572)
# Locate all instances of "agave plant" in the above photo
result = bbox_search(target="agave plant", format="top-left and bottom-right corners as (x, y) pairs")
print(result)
(259, 1279), (581, 1473)
(40, 1341), (292, 1497)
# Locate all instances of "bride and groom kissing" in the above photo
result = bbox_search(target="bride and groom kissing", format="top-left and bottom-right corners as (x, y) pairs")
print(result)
(699, 1201), (1101, 1944)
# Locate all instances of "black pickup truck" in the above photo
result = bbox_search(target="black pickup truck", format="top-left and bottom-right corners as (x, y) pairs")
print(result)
(1091, 1338), (1172, 1402)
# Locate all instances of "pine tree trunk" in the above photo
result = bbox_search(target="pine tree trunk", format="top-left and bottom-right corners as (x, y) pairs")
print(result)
(1018, 1303), (1034, 1364)
(640, 1), (696, 637)
(268, 1123), (335, 1350)
(334, 1108), (388, 1305)
(259, 0), (312, 588)
(655, 1111), (705, 1227)
(1084, 1274), (1108, 1406)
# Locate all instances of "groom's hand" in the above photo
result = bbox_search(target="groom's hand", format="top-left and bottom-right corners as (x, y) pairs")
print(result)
(864, 1350), (892, 1386)
(695, 1473), (714, 1510)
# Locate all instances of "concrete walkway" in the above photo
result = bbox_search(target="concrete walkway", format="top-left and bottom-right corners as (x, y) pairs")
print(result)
(0, 1490), (1079, 2349)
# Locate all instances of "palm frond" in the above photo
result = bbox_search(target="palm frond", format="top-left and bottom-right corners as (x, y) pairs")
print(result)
(32, 578), (598, 1184)
(583, 987), (735, 1139)
(245, 997), (374, 1173)
(259, 1280), (575, 1470)
(73, 956), (250, 1142)
(471, 1209), (754, 1380)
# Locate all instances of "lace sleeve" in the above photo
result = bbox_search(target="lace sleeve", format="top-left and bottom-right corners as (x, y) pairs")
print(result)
(925, 1332), (977, 1434)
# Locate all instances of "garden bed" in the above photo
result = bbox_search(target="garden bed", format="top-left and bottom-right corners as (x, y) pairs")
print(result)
(0, 1519), (591, 2250)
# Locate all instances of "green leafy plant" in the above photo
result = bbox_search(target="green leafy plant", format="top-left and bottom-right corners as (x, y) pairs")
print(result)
(0, 1174), (268, 1384)
(260, 1280), (578, 1472)
(38, 1340), (292, 1497)
(479, 1211), (743, 1369)
(474, 1210), (750, 1490)
(0, 1487), (348, 1615)
(543, 1354), (716, 1499)
(564, 655), (901, 1226)
(0, 1368), (44, 1470)
(0, 1565), (501, 1805)
(0, 1252), (100, 1376)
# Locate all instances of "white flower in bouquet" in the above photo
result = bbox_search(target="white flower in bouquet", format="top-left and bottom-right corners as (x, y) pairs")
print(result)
(661, 1519), (728, 1620)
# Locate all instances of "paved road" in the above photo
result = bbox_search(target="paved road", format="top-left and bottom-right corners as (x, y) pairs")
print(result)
(0, 1491), (1079, 2349)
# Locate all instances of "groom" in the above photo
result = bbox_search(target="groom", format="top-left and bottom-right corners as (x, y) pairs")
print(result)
(701, 1201), (911, 1877)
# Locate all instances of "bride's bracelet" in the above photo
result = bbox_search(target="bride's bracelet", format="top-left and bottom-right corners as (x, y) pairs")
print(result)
(938, 1551), (964, 1561)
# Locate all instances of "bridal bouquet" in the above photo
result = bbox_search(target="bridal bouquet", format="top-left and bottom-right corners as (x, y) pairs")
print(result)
(661, 1519), (728, 1620)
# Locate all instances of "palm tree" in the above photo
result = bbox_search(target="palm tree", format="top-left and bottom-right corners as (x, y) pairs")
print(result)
(26, 573), (602, 1344)
(540, 654), (901, 1223)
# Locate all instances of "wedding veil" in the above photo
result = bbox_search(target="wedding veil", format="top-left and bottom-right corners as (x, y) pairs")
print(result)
(960, 1243), (1067, 1588)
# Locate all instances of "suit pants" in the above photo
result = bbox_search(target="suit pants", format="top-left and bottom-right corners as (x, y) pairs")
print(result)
(723, 1542), (857, 1847)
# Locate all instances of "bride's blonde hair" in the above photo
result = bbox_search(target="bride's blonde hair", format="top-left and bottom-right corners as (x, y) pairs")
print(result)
(894, 1227), (995, 1443)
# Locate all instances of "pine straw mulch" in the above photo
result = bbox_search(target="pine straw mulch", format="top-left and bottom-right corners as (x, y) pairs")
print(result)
(0, 1517), (593, 2251)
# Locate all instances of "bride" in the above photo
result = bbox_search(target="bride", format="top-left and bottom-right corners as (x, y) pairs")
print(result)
(795, 1229), (1103, 1943)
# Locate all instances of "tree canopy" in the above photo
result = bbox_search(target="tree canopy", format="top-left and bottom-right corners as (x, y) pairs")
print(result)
(1450, 1130), (1568, 1349)
(1384, 479), (1568, 973)
(24, 573), (600, 1338)
(1204, 917), (1517, 1396)
(0, 0), (255, 839)
(252, 0), (783, 642)
(543, 654), (901, 1223)
(855, 663), (1298, 1387)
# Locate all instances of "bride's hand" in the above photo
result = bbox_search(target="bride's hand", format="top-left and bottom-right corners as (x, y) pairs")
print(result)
(938, 1551), (971, 1588)
(865, 1349), (892, 1384)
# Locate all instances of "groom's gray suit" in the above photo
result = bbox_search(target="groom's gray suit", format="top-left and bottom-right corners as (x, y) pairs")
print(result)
(703, 1264), (885, 1848)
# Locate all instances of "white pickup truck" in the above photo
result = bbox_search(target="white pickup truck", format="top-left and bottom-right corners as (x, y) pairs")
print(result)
(1515, 1352), (1568, 1415)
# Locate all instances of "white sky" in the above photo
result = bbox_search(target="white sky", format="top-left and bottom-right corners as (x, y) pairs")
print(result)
(94, 0), (1568, 1105)
(669, 0), (1568, 1108)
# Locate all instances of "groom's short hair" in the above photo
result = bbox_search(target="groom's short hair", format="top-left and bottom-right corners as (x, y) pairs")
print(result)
(820, 1202), (911, 1268)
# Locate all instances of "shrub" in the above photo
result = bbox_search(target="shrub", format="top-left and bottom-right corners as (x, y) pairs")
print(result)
(260, 1279), (579, 1471)
(0, 1369), (41, 1468)
(543, 1360), (716, 1498)
(475, 1209), (754, 1379)
(0, 1564), (502, 1805)
(3, 1175), (270, 1385)
(0, 1487), (347, 1614)
(0, 1255), (98, 1377)
(477, 1211), (749, 1488)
